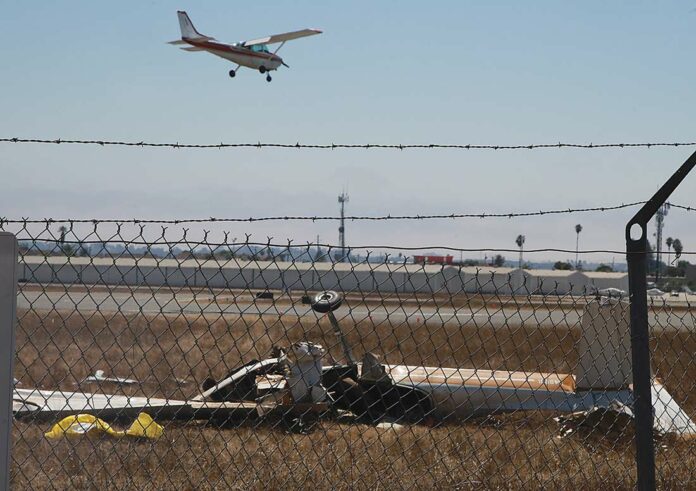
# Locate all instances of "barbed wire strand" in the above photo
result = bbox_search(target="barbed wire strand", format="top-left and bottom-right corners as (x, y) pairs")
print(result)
(2, 201), (695, 225)
(2, 137), (696, 150)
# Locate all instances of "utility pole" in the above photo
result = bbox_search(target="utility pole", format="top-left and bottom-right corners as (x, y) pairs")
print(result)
(575, 224), (583, 270)
(654, 203), (669, 284)
(338, 192), (349, 262)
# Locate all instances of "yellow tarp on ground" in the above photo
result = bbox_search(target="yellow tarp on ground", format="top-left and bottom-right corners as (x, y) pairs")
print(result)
(45, 412), (163, 440)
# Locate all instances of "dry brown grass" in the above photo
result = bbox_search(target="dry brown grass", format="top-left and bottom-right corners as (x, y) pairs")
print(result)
(10, 304), (696, 490)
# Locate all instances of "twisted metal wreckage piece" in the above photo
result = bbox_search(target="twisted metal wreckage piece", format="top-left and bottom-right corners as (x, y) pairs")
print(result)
(12, 291), (696, 437)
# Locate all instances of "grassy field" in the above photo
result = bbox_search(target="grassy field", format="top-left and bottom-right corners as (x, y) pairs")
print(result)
(10, 302), (696, 490)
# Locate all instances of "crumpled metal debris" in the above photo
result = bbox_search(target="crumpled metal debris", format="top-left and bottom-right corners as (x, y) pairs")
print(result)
(79, 369), (138, 385)
(555, 381), (696, 440)
(554, 404), (636, 441)
(375, 420), (405, 430)
(286, 342), (327, 403)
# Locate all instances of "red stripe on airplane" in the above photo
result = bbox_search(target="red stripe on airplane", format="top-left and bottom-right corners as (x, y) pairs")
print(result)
(187, 39), (280, 62)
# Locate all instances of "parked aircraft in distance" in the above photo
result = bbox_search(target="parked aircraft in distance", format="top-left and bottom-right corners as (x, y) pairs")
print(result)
(169, 11), (322, 82)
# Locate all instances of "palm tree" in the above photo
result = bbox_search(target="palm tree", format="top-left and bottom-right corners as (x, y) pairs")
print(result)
(666, 237), (673, 265)
(515, 234), (525, 269)
(58, 225), (67, 245)
(672, 238), (683, 261)
(57, 225), (70, 255)
(574, 224), (583, 270)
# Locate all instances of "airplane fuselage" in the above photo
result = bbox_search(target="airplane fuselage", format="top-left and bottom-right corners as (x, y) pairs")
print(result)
(186, 38), (283, 71)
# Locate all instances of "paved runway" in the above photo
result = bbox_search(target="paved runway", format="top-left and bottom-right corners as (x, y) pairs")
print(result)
(16, 286), (695, 332)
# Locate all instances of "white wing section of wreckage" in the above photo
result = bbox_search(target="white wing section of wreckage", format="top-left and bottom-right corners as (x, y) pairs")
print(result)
(12, 292), (696, 438)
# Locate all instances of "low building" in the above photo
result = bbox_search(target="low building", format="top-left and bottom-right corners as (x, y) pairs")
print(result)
(522, 270), (586, 295)
(18, 256), (629, 296)
(583, 271), (630, 292)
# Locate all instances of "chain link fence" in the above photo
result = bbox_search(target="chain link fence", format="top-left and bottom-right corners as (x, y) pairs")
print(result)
(2, 220), (695, 489)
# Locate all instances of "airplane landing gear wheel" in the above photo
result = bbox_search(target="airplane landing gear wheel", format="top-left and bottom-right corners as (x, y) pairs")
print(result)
(311, 291), (343, 313)
(266, 74), (272, 82)
(259, 66), (267, 74)
(229, 69), (236, 78)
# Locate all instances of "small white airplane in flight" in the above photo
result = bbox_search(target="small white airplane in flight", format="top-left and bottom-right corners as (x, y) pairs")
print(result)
(169, 11), (322, 82)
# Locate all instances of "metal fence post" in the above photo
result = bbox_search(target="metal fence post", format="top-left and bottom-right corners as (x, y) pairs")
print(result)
(0, 232), (18, 491)
(626, 226), (656, 491)
(625, 150), (696, 491)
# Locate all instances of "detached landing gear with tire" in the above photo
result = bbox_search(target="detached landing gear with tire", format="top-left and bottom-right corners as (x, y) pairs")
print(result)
(311, 291), (343, 314)
(311, 291), (355, 365)
(266, 74), (272, 82)
(228, 69), (236, 78)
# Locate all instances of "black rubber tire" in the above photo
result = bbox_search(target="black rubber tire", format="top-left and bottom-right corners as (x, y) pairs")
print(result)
(311, 290), (343, 313)
(259, 66), (267, 74)
(266, 74), (272, 82)
(229, 70), (236, 78)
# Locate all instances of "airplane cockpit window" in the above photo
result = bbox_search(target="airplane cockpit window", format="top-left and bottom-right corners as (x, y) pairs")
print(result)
(250, 44), (270, 53)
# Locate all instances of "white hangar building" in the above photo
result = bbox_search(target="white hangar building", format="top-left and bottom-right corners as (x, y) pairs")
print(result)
(18, 256), (628, 296)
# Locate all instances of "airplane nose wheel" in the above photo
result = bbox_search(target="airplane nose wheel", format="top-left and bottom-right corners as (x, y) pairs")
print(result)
(266, 74), (272, 82)
(228, 69), (236, 78)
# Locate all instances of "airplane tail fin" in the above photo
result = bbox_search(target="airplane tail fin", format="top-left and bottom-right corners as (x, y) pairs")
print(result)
(177, 11), (207, 40)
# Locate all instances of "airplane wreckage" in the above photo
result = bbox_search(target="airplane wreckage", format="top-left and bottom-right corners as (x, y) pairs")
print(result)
(12, 291), (696, 437)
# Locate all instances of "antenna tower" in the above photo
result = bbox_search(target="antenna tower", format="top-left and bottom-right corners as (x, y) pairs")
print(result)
(338, 192), (349, 262)
(654, 203), (670, 284)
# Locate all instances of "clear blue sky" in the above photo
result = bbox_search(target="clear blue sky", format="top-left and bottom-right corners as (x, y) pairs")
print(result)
(1, 1), (695, 262)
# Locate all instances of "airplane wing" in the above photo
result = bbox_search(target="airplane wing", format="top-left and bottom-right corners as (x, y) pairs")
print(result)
(180, 46), (205, 51)
(243, 28), (322, 47)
